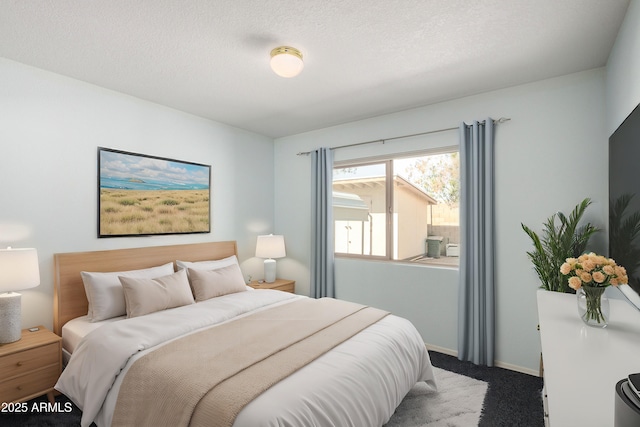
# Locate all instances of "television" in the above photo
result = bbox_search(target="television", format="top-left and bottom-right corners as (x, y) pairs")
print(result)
(609, 103), (640, 298)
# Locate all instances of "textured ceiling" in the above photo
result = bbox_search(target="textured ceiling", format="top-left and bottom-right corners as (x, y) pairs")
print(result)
(0, 0), (630, 138)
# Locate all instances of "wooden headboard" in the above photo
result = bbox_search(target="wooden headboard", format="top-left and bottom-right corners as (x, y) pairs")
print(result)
(53, 241), (238, 336)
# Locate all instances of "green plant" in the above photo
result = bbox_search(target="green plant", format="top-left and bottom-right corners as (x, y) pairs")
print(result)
(609, 193), (640, 294)
(521, 198), (600, 292)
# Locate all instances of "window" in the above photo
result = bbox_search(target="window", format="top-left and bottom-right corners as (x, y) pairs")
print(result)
(333, 150), (459, 266)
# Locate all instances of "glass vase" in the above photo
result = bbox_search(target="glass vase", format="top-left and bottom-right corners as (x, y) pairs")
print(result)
(576, 285), (609, 328)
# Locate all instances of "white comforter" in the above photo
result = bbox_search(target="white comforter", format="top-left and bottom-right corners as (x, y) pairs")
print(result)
(56, 290), (436, 427)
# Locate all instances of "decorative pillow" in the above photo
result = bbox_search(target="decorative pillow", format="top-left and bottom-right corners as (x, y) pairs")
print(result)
(188, 263), (246, 302)
(176, 255), (239, 276)
(119, 269), (194, 318)
(81, 262), (175, 322)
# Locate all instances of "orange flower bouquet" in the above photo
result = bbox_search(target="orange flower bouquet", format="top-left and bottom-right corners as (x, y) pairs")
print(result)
(560, 253), (628, 326)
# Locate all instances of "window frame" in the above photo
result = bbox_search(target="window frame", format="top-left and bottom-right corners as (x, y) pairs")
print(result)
(333, 147), (459, 266)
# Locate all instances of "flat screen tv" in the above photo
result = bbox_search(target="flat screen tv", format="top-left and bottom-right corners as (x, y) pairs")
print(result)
(609, 103), (640, 297)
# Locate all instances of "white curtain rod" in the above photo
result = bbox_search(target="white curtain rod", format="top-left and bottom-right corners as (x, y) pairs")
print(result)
(296, 117), (510, 156)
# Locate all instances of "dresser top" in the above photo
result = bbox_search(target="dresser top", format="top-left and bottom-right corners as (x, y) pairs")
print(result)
(537, 290), (640, 426)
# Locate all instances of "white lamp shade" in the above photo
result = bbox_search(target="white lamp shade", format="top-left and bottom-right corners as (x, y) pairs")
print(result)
(256, 235), (286, 259)
(0, 248), (40, 292)
(270, 47), (304, 78)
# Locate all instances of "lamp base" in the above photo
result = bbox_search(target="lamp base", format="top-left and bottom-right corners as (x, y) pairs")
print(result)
(264, 259), (277, 283)
(0, 292), (22, 343)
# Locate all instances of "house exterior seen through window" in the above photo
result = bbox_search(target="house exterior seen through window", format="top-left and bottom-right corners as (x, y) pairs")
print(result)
(333, 151), (459, 266)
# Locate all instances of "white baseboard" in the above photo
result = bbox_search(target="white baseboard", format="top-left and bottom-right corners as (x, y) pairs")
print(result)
(494, 360), (539, 377)
(425, 343), (457, 357)
(425, 343), (540, 377)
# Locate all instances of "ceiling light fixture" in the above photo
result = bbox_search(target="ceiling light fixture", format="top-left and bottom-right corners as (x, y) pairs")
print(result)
(270, 46), (304, 78)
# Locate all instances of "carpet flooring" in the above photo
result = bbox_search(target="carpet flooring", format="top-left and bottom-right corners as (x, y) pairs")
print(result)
(0, 351), (544, 426)
(428, 351), (545, 427)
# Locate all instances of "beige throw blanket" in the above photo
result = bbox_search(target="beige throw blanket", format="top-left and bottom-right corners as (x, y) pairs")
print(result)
(112, 298), (389, 427)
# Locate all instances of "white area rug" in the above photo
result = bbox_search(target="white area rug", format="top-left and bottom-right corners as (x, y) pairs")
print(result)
(385, 367), (487, 427)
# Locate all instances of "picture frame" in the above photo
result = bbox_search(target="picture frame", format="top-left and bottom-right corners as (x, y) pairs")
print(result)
(98, 147), (211, 237)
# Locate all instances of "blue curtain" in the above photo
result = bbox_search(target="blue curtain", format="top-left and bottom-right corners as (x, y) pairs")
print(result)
(310, 147), (335, 298)
(458, 119), (495, 366)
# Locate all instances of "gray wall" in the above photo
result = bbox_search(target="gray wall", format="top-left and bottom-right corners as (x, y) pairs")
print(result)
(0, 58), (275, 331)
(606, 0), (640, 135)
(274, 68), (608, 374)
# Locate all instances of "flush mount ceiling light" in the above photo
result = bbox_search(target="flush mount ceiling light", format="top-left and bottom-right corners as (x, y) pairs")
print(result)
(270, 46), (304, 78)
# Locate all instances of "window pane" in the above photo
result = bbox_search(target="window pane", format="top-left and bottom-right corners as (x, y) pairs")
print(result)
(333, 163), (386, 256)
(333, 151), (459, 267)
(394, 153), (459, 266)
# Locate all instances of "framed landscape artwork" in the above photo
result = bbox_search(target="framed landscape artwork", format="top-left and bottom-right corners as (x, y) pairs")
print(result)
(98, 147), (211, 237)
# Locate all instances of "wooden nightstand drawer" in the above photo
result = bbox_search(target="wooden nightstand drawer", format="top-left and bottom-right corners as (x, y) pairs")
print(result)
(269, 282), (295, 293)
(0, 343), (58, 381)
(0, 326), (62, 404)
(0, 365), (59, 403)
(248, 279), (295, 293)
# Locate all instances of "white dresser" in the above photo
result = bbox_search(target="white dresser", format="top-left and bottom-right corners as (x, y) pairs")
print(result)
(537, 289), (640, 426)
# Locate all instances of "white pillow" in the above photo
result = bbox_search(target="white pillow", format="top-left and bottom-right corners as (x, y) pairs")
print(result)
(188, 264), (247, 302)
(119, 269), (195, 318)
(176, 255), (239, 275)
(81, 262), (175, 322)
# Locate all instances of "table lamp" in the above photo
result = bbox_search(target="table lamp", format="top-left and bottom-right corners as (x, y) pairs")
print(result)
(255, 235), (286, 283)
(0, 247), (40, 343)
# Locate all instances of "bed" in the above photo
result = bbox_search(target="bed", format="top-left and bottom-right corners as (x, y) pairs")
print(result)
(53, 241), (436, 427)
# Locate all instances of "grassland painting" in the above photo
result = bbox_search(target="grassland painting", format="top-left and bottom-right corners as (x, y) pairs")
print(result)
(98, 148), (211, 237)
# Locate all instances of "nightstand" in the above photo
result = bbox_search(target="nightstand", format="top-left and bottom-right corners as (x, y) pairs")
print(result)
(248, 278), (295, 293)
(0, 326), (62, 404)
